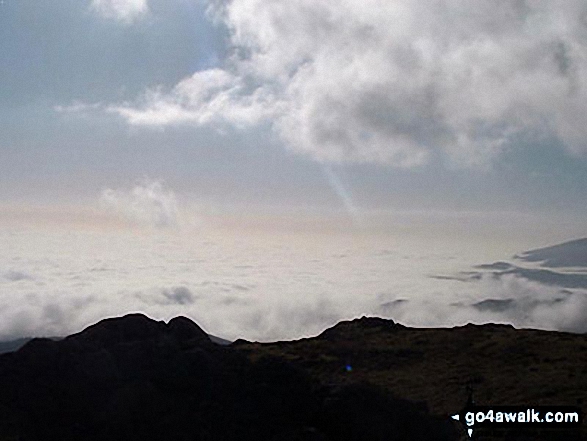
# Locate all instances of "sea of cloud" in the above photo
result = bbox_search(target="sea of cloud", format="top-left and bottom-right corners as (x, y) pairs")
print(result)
(1, 204), (585, 342)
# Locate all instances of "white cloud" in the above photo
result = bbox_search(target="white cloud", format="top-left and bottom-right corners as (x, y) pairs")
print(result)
(471, 274), (587, 333)
(54, 102), (102, 114)
(110, 0), (587, 167)
(90, 0), (149, 23)
(109, 69), (282, 128)
(99, 179), (180, 228)
(375, 273), (587, 334)
(1, 220), (586, 342)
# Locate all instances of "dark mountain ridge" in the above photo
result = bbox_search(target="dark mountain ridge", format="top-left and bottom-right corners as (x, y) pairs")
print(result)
(0, 314), (585, 440)
(236, 317), (587, 440)
(0, 314), (457, 441)
(515, 238), (587, 268)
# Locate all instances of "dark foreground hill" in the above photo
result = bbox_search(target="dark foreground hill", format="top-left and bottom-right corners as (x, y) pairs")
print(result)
(0, 314), (457, 441)
(0, 314), (585, 440)
(235, 317), (587, 440)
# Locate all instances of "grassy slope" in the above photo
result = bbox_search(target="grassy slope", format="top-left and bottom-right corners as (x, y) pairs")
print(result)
(235, 319), (587, 419)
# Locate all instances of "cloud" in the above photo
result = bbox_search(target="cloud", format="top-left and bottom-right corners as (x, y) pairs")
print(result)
(469, 275), (587, 333)
(419, 237), (587, 333)
(471, 298), (516, 313)
(161, 286), (195, 305)
(108, 0), (587, 167)
(99, 179), (180, 228)
(133, 286), (201, 306)
(0, 293), (97, 340)
(4, 270), (34, 282)
(206, 293), (344, 342)
(451, 238), (587, 288)
(473, 262), (514, 271)
(90, 0), (149, 23)
(1, 222), (585, 343)
(379, 299), (409, 314)
(109, 69), (281, 128)
(377, 273), (587, 334)
(54, 102), (103, 114)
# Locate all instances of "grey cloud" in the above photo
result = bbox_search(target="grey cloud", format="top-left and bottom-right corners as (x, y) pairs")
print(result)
(161, 287), (196, 305)
(380, 299), (409, 310)
(218, 296), (250, 306)
(471, 298), (515, 313)
(0, 294), (98, 341)
(132, 286), (199, 306)
(4, 270), (34, 282)
(377, 250), (394, 256)
(43, 303), (66, 325)
(473, 262), (514, 271)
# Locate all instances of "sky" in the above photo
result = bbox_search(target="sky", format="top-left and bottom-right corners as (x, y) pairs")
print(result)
(0, 0), (586, 341)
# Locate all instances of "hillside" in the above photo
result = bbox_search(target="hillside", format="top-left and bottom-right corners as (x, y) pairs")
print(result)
(0, 314), (457, 441)
(0, 314), (585, 440)
(236, 317), (587, 440)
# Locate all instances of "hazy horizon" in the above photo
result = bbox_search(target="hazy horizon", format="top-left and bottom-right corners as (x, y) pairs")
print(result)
(1, 198), (586, 342)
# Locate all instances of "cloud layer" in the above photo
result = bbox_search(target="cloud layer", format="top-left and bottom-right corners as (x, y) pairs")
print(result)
(1, 220), (586, 343)
(110, 0), (587, 167)
(420, 238), (587, 333)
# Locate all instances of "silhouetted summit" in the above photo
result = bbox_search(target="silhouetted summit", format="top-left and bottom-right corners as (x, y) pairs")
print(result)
(64, 313), (173, 346)
(167, 315), (212, 343)
(0, 313), (457, 441)
(318, 316), (406, 341)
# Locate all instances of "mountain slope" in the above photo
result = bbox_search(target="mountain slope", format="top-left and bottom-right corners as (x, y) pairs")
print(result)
(235, 316), (587, 440)
(0, 314), (457, 441)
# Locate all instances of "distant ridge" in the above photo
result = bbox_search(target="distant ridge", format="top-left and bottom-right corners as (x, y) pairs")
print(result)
(0, 317), (231, 354)
(317, 316), (406, 340)
(0, 337), (36, 354)
(515, 237), (587, 268)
